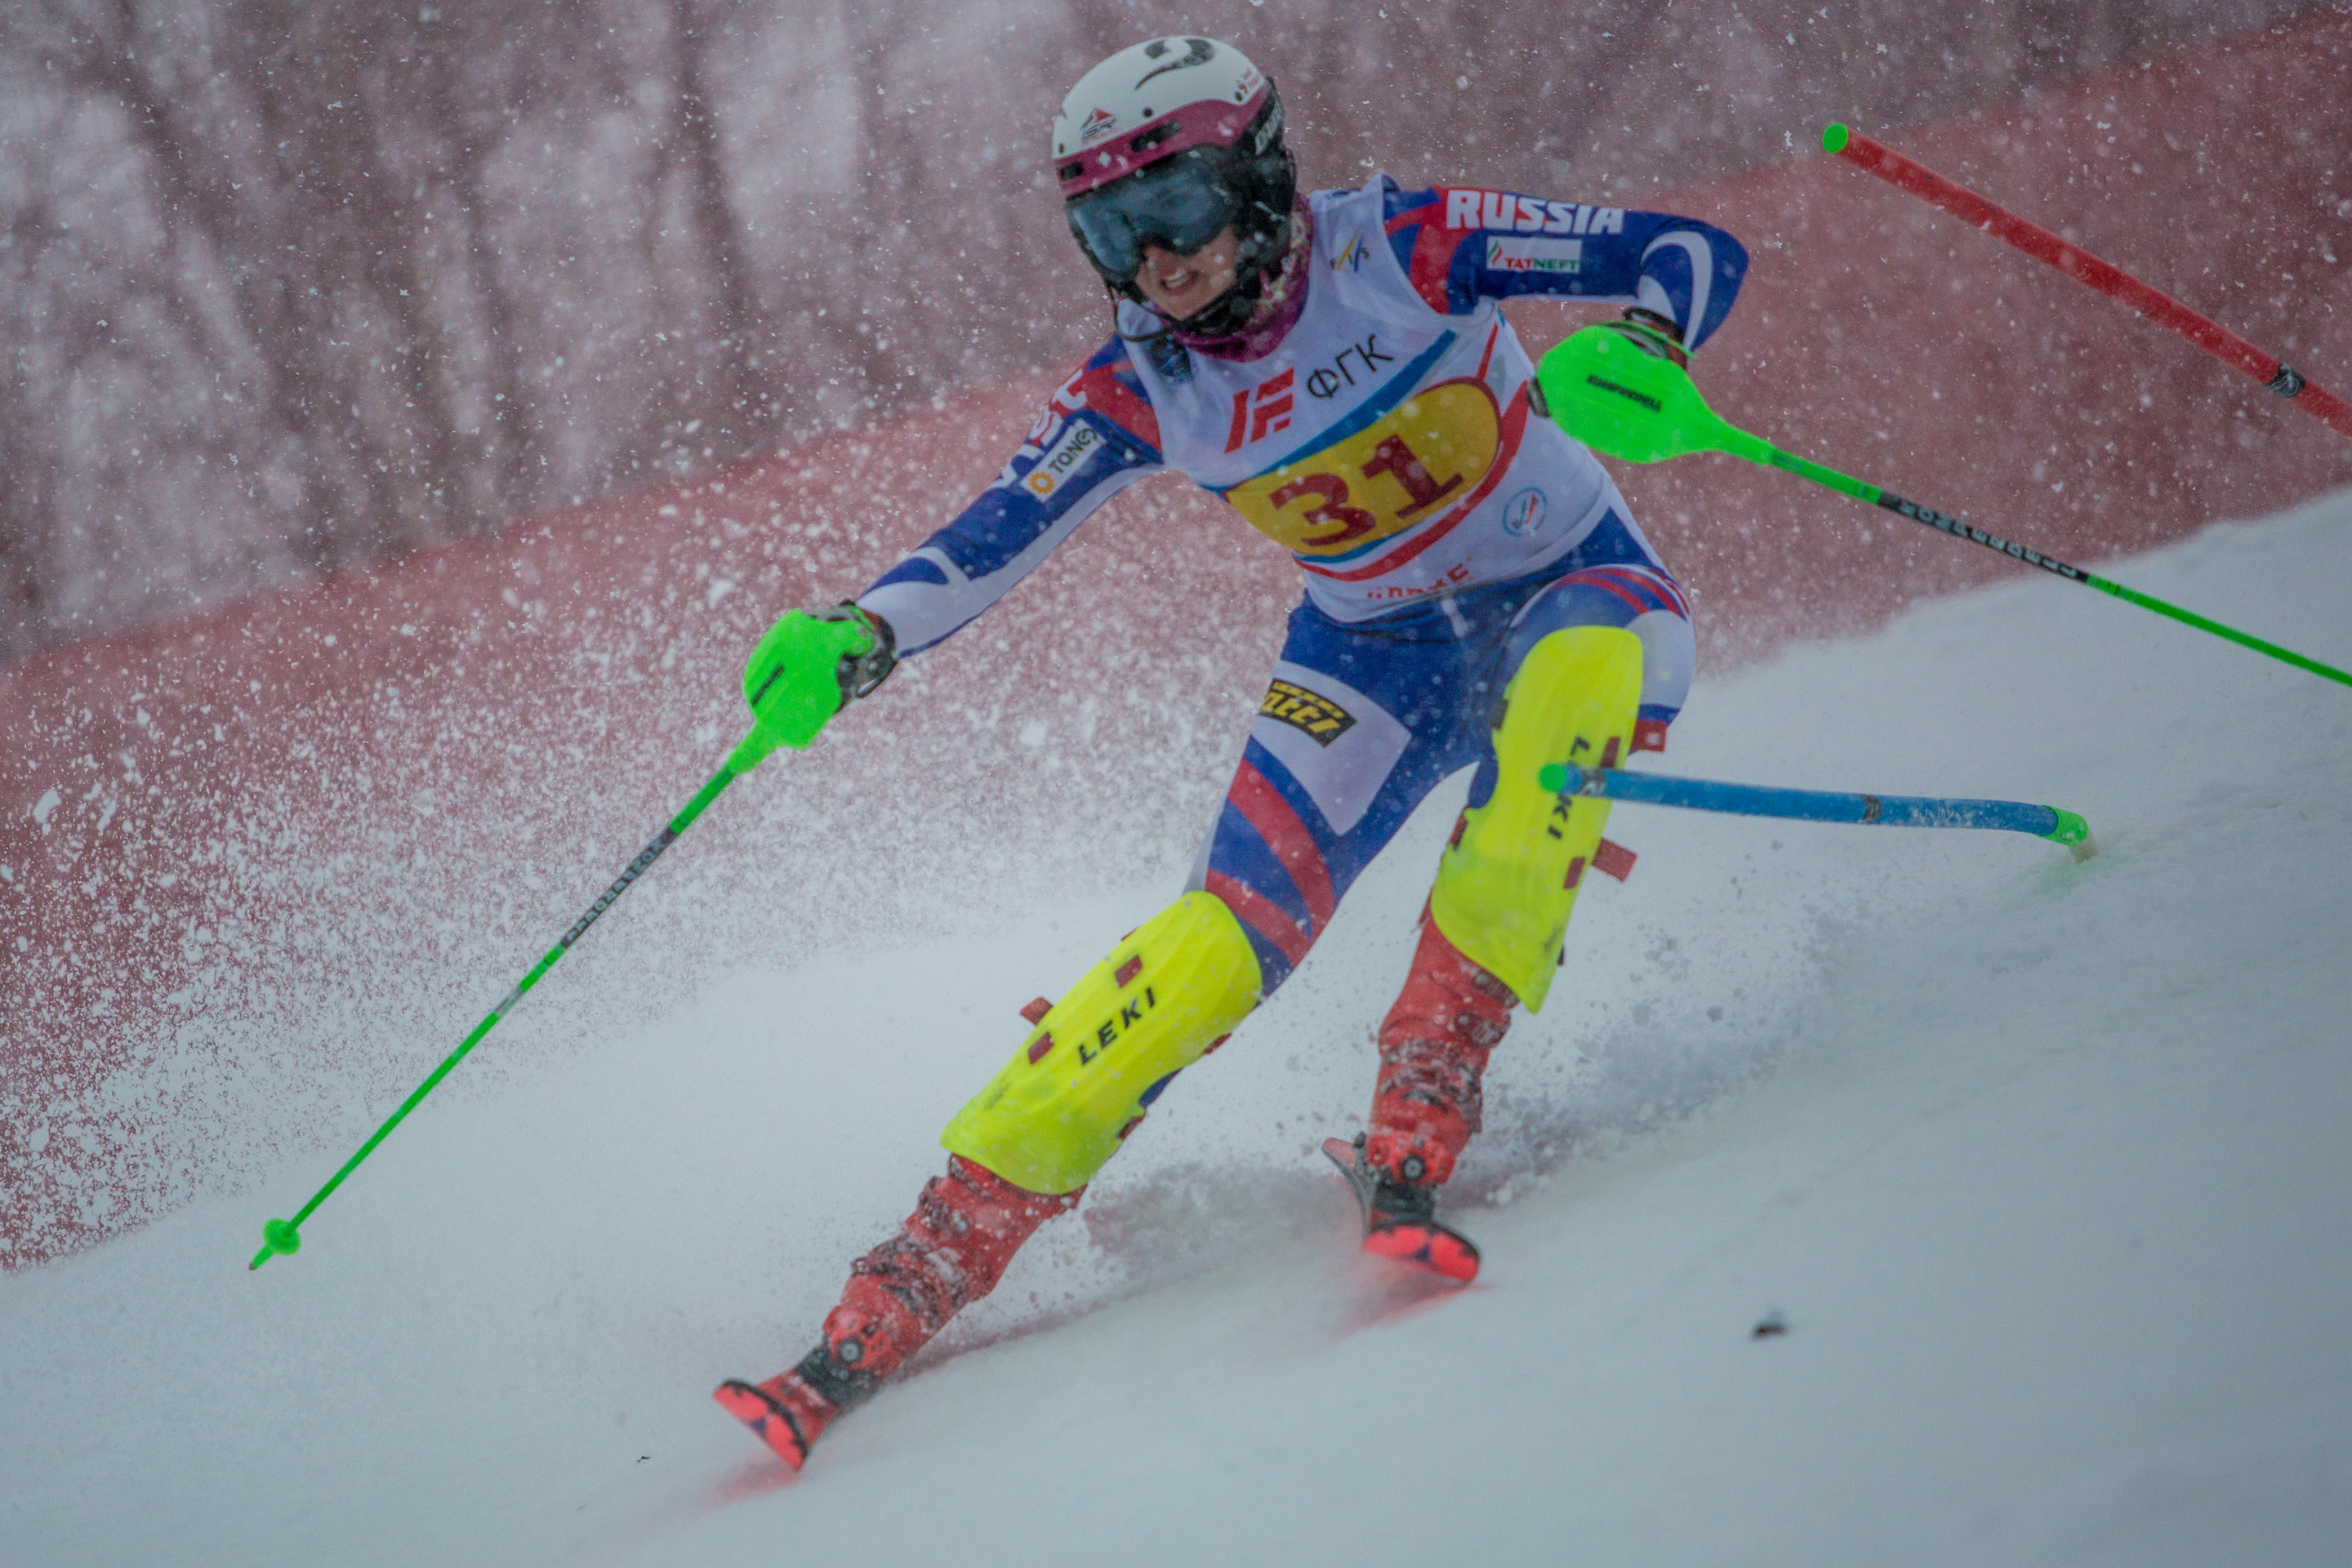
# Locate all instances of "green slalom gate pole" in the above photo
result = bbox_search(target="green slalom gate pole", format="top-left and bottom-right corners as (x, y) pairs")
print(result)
(249, 755), (745, 1270)
(1535, 764), (2097, 862)
(1532, 324), (2352, 690)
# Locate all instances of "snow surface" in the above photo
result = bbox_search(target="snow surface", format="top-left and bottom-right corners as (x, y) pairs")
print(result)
(7, 489), (2352, 1566)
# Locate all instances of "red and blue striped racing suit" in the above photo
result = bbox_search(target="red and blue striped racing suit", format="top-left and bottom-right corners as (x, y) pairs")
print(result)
(858, 176), (1744, 996)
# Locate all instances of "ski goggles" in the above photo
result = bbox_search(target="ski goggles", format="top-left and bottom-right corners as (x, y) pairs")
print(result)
(1066, 149), (1243, 283)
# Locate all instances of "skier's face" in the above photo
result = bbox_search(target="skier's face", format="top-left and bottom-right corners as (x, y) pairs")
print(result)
(1134, 229), (1240, 322)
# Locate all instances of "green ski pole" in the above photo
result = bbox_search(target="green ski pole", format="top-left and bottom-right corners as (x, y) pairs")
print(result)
(248, 758), (742, 1269)
(1531, 323), (2352, 690)
(247, 606), (879, 1269)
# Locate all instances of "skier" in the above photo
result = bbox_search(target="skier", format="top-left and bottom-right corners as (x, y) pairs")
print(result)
(716, 37), (1747, 1468)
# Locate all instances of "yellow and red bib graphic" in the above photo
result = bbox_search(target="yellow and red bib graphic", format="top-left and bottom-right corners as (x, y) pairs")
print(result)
(1225, 379), (1504, 558)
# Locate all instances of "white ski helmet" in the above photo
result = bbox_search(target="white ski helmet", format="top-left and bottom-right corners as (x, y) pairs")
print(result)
(1054, 37), (1295, 328)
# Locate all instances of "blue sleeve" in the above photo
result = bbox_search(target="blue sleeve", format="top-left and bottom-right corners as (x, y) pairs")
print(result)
(855, 340), (1163, 656)
(1380, 183), (1748, 351)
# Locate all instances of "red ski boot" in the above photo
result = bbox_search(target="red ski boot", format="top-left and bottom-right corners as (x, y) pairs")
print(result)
(1332, 917), (1517, 1283)
(1363, 915), (1517, 1190)
(714, 1343), (875, 1471)
(716, 1155), (1079, 1468)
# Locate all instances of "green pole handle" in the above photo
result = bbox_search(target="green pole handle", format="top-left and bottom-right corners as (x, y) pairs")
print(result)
(1532, 324), (2352, 690)
(250, 756), (744, 1269)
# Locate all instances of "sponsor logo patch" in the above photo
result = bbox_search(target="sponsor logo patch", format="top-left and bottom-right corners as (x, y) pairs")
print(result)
(1080, 107), (1119, 145)
(1486, 236), (1582, 275)
(1258, 678), (1357, 746)
(1332, 229), (1368, 273)
(1076, 984), (1158, 1066)
(1303, 333), (1396, 400)
(1020, 420), (1102, 499)
(1500, 486), (1547, 536)
(1366, 561), (1474, 603)
(1224, 368), (1296, 452)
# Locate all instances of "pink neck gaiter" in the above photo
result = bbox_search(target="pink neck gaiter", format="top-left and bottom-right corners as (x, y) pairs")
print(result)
(1167, 202), (1315, 364)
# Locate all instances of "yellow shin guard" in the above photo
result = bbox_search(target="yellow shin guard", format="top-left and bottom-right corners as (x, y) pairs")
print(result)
(1430, 626), (1643, 1012)
(940, 891), (1263, 1195)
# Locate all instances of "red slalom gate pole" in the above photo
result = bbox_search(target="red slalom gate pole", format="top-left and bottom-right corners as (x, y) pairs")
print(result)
(1822, 123), (2352, 441)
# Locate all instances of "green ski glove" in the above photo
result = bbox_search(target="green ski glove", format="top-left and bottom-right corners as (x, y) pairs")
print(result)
(731, 604), (897, 771)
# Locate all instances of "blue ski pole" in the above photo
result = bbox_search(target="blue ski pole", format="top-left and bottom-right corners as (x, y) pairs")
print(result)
(1536, 764), (2097, 862)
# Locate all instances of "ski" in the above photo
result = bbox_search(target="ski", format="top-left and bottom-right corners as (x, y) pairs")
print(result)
(713, 1377), (816, 1471)
(1322, 1134), (1481, 1283)
(714, 1343), (877, 1472)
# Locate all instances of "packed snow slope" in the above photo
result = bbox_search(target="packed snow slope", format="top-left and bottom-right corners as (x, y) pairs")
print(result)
(6, 488), (2350, 1566)
(16, 17), (2352, 1267)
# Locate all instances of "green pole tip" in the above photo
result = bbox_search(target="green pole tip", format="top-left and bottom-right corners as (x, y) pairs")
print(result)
(2044, 808), (2098, 862)
(251, 1217), (301, 1271)
(1823, 122), (1850, 153)
(1539, 763), (1570, 793)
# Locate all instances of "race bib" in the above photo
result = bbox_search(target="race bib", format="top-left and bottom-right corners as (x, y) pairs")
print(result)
(1224, 379), (1501, 557)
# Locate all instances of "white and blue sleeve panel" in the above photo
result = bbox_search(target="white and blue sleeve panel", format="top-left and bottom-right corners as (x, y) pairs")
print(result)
(855, 340), (1165, 655)
(1379, 181), (1747, 351)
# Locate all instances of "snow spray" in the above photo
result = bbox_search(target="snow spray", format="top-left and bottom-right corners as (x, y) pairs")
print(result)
(249, 756), (747, 1269)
